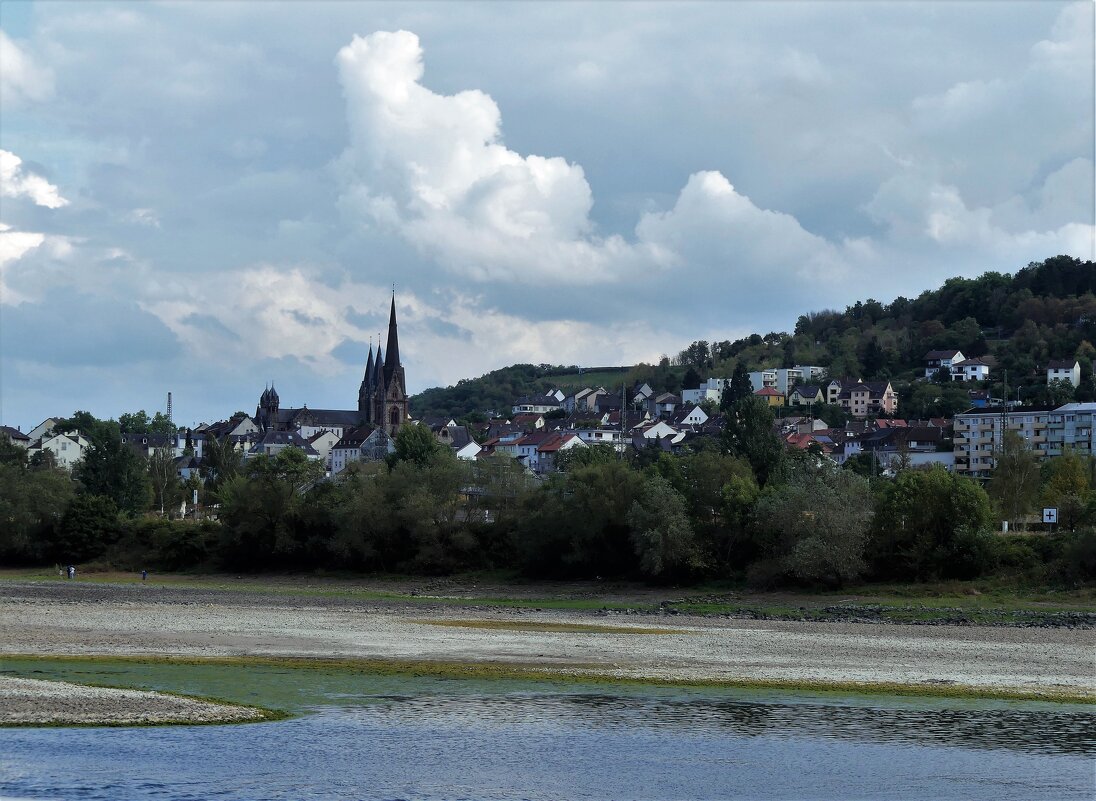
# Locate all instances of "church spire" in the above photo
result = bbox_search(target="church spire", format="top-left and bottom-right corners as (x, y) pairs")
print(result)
(364, 339), (375, 386)
(384, 293), (400, 380)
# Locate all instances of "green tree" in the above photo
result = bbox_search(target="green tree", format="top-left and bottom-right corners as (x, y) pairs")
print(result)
(74, 437), (151, 515)
(148, 447), (181, 515)
(722, 363), (753, 406)
(53, 494), (123, 563)
(721, 396), (784, 486)
(869, 466), (994, 580)
(0, 463), (76, 563)
(1041, 448), (1091, 531)
(628, 475), (703, 580)
(390, 423), (441, 467)
(988, 431), (1041, 530)
(748, 463), (873, 586)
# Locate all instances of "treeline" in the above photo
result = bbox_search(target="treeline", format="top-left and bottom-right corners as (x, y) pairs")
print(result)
(409, 256), (1095, 423)
(4, 398), (1094, 588)
(671, 255), (1096, 418)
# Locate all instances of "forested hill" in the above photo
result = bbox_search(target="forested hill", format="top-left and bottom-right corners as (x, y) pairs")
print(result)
(410, 255), (1096, 420)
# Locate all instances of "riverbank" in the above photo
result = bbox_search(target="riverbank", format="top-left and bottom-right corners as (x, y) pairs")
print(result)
(2, 578), (1093, 708)
(0, 675), (276, 726)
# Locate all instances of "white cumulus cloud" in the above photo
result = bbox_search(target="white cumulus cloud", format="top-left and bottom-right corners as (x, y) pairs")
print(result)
(0, 150), (69, 208)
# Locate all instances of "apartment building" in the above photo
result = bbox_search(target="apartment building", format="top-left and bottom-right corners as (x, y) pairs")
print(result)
(952, 402), (1096, 476)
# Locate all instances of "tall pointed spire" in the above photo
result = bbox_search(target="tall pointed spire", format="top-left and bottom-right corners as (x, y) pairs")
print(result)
(384, 293), (400, 380)
(364, 340), (375, 385)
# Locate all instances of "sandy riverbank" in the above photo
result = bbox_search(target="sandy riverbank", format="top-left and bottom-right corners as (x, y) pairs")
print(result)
(0, 676), (272, 726)
(2, 580), (1093, 707)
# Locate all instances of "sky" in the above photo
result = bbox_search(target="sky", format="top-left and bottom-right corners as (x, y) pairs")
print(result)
(1, 1), (1093, 430)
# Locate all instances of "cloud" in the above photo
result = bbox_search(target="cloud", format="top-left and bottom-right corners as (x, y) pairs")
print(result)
(0, 150), (69, 208)
(0, 29), (53, 107)
(335, 30), (641, 284)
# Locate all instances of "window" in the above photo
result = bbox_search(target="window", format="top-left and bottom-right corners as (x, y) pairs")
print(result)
(390, 408), (399, 427)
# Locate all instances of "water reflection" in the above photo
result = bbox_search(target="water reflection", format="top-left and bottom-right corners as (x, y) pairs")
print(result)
(346, 692), (1096, 757)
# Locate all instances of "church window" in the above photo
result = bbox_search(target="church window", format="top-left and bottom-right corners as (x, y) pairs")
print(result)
(390, 408), (399, 427)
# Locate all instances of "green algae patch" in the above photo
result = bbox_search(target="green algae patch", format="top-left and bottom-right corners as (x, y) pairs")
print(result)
(4, 653), (1092, 706)
(410, 619), (690, 634)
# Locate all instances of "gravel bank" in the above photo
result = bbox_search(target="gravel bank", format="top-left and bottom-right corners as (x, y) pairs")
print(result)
(3, 581), (1093, 701)
(0, 676), (270, 726)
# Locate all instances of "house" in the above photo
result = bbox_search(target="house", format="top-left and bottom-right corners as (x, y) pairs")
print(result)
(787, 384), (823, 407)
(512, 394), (562, 415)
(511, 413), (546, 431)
(671, 404), (709, 428)
(307, 430), (341, 470)
(246, 430), (321, 460)
(1047, 360), (1081, 387)
(28, 431), (89, 469)
(562, 389), (593, 413)
(825, 377), (861, 406)
(682, 378), (728, 406)
(838, 381), (898, 419)
(631, 382), (655, 405)
(534, 432), (586, 473)
(650, 392), (680, 417)
(330, 426), (394, 474)
(0, 425), (31, 448)
(754, 387), (785, 407)
(951, 358), (991, 382)
(924, 350), (965, 379)
(27, 418), (61, 442)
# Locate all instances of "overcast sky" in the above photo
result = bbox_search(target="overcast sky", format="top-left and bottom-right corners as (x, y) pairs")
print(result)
(1, 1), (1093, 429)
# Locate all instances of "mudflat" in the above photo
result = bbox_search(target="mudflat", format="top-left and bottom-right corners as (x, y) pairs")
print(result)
(2, 579), (1093, 701)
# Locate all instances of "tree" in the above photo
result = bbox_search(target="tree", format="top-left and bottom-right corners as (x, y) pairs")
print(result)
(628, 475), (704, 580)
(987, 431), (1041, 530)
(53, 494), (123, 563)
(1041, 448), (1091, 531)
(203, 434), (242, 490)
(721, 396), (784, 486)
(748, 463), (873, 586)
(722, 363), (754, 407)
(0, 463), (76, 563)
(390, 423), (441, 467)
(869, 466), (994, 580)
(74, 437), (151, 515)
(148, 447), (181, 515)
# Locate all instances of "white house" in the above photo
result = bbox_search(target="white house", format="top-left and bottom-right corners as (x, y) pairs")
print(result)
(29, 431), (89, 469)
(924, 350), (965, 379)
(27, 418), (61, 443)
(673, 404), (709, 427)
(951, 359), (991, 382)
(682, 377), (728, 405)
(748, 370), (778, 392)
(1047, 360), (1081, 387)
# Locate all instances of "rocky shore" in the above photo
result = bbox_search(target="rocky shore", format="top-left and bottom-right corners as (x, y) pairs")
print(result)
(3, 579), (1093, 709)
(0, 676), (272, 726)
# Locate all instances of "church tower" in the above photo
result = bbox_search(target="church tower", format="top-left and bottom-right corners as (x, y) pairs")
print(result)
(374, 295), (408, 437)
(358, 342), (375, 418)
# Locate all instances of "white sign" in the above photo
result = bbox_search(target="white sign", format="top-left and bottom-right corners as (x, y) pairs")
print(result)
(192, 489), (199, 505)
(1042, 507), (1058, 524)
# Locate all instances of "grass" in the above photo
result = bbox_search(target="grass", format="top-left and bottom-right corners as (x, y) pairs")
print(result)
(3, 653), (1092, 706)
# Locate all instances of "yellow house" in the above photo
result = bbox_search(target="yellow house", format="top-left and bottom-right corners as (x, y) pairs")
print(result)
(754, 386), (785, 407)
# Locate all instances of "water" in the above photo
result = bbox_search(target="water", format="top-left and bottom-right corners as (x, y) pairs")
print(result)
(2, 666), (1094, 800)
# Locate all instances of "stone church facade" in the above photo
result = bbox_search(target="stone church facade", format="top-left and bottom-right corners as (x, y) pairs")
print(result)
(255, 295), (409, 439)
(358, 296), (409, 438)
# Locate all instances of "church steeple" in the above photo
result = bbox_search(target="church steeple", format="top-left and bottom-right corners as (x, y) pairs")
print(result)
(364, 341), (375, 385)
(383, 293), (400, 383)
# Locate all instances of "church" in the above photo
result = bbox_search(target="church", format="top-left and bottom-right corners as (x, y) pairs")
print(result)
(254, 295), (409, 440)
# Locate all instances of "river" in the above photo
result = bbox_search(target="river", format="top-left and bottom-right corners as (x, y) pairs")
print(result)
(1, 661), (1093, 800)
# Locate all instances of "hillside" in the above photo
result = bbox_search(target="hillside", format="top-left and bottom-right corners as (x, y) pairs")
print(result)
(410, 255), (1096, 420)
